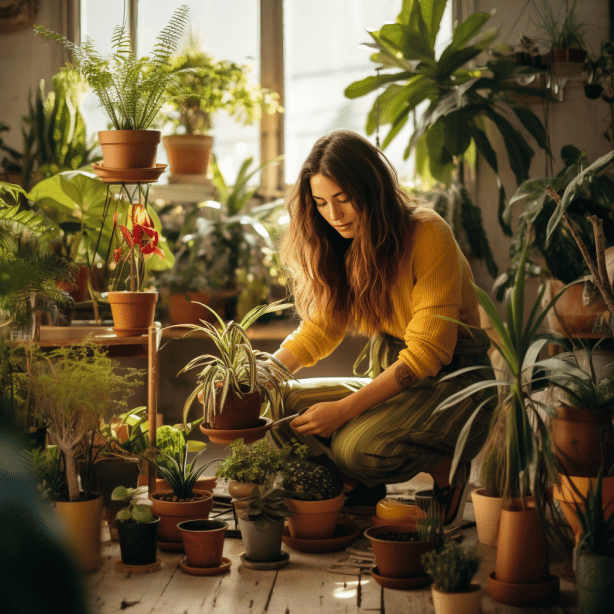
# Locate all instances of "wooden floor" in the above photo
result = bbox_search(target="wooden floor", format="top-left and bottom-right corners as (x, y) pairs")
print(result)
(86, 485), (579, 614)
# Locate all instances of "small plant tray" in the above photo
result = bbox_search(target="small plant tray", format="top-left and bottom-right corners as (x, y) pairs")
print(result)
(114, 558), (162, 574)
(239, 551), (290, 570)
(179, 556), (232, 576)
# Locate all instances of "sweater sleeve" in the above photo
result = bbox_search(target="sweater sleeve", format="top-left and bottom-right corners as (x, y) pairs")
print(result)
(280, 309), (349, 368)
(399, 218), (461, 379)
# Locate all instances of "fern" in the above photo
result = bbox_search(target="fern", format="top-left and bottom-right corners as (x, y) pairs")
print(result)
(34, 5), (190, 130)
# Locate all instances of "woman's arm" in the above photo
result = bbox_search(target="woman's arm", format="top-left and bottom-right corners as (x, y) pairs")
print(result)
(273, 347), (302, 375)
(290, 359), (416, 437)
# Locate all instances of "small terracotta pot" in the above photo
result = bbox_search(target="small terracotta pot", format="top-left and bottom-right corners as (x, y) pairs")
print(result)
(57, 264), (106, 303)
(150, 489), (213, 544)
(471, 489), (503, 546)
(487, 571), (559, 607)
(211, 389), (262, 430)
(54, 494), (104, 573)
(155, 476), (217, 495)
(432, 584), (482, 614)
(551, 406), (614, 477)
(550, 48), (587, 64)
(177, 519), (227, 568)
(364, 524), (440, 578)
(163, 134), (213, 176)
(108, 291), (158, 337)
(98, 130), (161, 169)
(494, 503), (549, 585)
(168, 291), (214, 325)
(286, 493), (345, 540)
(548, 279), (607, 337)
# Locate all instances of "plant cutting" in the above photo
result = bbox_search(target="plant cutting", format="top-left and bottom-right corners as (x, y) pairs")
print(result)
(180, 300), (294, 432)
(422, 542), (482, 614)
(111, 485), (160, 567)
(34, 5), (192, 171)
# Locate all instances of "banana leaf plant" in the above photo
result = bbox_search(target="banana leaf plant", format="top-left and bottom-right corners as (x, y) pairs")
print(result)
(345, 0), (551, 242)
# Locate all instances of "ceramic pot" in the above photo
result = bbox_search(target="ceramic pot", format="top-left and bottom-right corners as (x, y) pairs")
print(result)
(494, 503), (549, 585)
(471, 489), (503, 546)
(168, 291), (214, 325)
(54, 494), (104, 573)
(98, 130), (161, 169)
(155, 476), (217, 495)
(228, 480), (262, 513)
(286, 493), (345, 540)
(364, 524), (440, 578)
(553, 475), (614, 543)
(108, 291), (158, 337)
(211, 388), (262, 430)
(237, 517), (284, 562)
(163, 134), (213, 176)
(116, 516), (160, 566)
(574, 549), (614, 614)
(432, 584), (482, 614)
(177, 519), (227, 568)
(150, 489), (213, 544)
(551, 406), (614, 477)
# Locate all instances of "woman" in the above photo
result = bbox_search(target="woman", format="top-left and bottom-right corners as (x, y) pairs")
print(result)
(271, 130), (495, 522)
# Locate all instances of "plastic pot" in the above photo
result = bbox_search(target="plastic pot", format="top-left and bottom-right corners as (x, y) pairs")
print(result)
(285, 493), (345, 539)
(471, 489), (503, 546)
(432, 584), (482, 614)
(116, 516), (160, 566)
(177, 519), (227, 568)
(237, 517), (284, 562)
(574, 548), (614, 614)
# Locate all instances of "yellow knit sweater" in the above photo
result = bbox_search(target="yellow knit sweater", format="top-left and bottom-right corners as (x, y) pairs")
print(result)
(281, 208), (481, 379)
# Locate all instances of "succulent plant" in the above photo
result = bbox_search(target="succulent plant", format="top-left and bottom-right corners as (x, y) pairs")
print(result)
(282, 460), (343, 501)
(422, 542), (481, 593)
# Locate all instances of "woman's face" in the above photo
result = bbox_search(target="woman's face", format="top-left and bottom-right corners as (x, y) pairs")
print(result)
(310, 173), (359, 238)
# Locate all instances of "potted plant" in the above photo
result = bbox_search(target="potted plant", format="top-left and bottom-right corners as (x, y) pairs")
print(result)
(235, 485), (293, 563)
(157, 32), (281, 178)
(34, 5), (191, 172)
(572, 464), (614, 614)
(111, 485), (160, 568)
(282, 459), (345, 540)
(179, 300), (294, 432)
(30, 339), (145, 572)
(176, 519), (229, 573)
(422, 542), (482, 614)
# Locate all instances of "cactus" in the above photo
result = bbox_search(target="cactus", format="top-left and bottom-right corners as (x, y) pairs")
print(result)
(421, 542), (481, 593)
(282, 460), (343, 501)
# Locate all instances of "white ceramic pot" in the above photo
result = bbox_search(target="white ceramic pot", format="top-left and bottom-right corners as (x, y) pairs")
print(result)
(471, 488), (503, 546)
(432, 584), (482, 614)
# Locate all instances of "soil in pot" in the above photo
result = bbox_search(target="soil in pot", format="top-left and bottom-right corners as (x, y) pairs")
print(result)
(210, 388), (262, 431)
(285, 492), (345, 540)
(237, 517), (284, 562)
(177, 519), (227, 568)
(108, 291), (158, 337)
(575, 549), (614, 614)
(471, 489), (503, 546)
(98, 130), (161, 169)
(116, 516), (160, 566)
(150, 489), (213, 544)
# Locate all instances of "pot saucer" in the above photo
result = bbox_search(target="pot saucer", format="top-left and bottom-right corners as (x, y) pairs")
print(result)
(156, 539), (184, 552)
(487, 572), (560, 607)
(93, 163), (168, 184)
(239, 551), (290, 570)
(199, 417), (273, 445)
(282, 521), (360, 553)
(114, 558), (161, 574)
(179, 556), (232, 576)
(370, 566), (432, 590)
(112, 326), (149, 338)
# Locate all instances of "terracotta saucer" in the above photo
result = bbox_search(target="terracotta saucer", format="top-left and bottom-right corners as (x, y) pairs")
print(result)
(370, 566), (432, 590)
(114, 558), (161, 574)
(156, 539), (184, 552)
(239, 551), (290, 570)
(179, 556), (232, 576)
(93, 163), (168, 184)
(112, 326), (148, 337)
(199, 417), (273, 445)
(487, 572), (560, 607)
(282, 522), (360, 553)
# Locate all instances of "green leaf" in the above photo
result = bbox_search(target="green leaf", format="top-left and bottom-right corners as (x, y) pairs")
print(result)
(509, 105), (550, 154)
(115, 508), (132, 522)
(132, 504), (153, 523)
(448, 12), (493, 52)
(420, 0), (448, 47)
(111, 485), (131, 501)
(442, 110), (472, 156)
(344, 71), (415, 99)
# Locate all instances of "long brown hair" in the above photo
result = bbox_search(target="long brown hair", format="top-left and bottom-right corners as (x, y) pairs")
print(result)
(280, 130), (416, 334)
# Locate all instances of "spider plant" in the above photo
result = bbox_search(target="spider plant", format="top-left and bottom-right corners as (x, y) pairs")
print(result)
(177, 300), (295, 427)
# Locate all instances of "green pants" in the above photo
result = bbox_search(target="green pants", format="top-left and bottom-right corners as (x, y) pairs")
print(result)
(269, 330), (495, 487)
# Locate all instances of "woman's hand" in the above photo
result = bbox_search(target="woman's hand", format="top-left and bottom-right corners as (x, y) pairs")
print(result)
(290, 400), (352, 437)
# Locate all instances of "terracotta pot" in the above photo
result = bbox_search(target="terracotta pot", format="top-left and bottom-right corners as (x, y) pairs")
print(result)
(98, 130), (161, 169)
(432, 584), (482, 614)
(486, 571), (560, 607)
(553, 475), (614, 543)
(57, 264), (105, 303)
(211, 388), (262, 430)
(471, 489), (503, 546)
(116, 516), (160, 566)
(150, 489), (213, 544)
(177, 519), (227, 568)
(494, 503), (549, 585)
(54, 494), (104, 573)
(286, 493), (345, 540)
(550, 48), (587, 64)
(574, 549), (614, 614)
(108, 291), (158, 337)
(551, 406), (614, 477)
(163, 134), (213, 176)
(169, 291), (214, 325)
(364, 524), (440, 578)
(155, 476), (217, 494)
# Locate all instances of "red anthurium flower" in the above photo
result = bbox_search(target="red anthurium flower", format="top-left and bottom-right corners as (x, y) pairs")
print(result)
(133, 204), (154, 228)
(113, 246), (123, 263)
(133, 224), (144, 245)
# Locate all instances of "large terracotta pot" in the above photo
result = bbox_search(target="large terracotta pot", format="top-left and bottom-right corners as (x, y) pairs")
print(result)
(286, 493), (345, 540)
(432, 584), (482, 614)
(364, 524), (440, 578)
(150, 489), (213, 545)
(211, 388), (262, 430)
(551, 406), (614, 477)
(471, 489), (503, 546)
(98, 130), (161, 169)
(54, 494), (104, 573)
(163, 134), (213, 176)
(168, 291), (214, 325)
(177, 519), (227, 568)
(108, 291), (158, 337)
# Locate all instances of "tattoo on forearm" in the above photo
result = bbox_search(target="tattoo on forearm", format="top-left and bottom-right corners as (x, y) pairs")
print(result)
(395, 362), (415, 389)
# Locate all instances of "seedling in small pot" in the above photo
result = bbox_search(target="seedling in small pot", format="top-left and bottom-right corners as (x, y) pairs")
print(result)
(112, 486), (153, 523)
